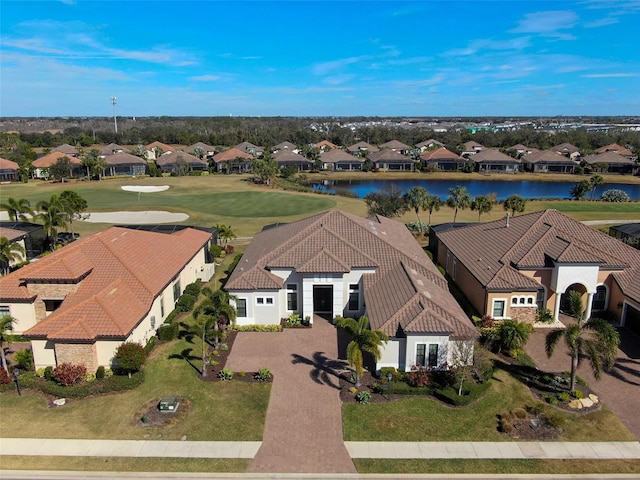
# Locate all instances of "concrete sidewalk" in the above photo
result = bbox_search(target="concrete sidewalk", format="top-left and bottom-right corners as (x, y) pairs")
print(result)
(1, 438), (639, 460)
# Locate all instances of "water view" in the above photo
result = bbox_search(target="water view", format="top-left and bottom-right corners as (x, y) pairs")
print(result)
(313, 178), (640, 201)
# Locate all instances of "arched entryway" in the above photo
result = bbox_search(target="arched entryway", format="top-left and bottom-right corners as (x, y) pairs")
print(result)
(559, 283), (587, 315)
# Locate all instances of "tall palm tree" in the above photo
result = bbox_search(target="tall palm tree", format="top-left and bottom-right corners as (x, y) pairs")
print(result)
(214, 224), (236, 248)
(425, 194), (442, 225)
(192, 313), (218, 378)
(337, 315), (388, 387)
(0, 237), (26, 276)
(589, 174), (604, 200)
(404, 186), (429, 229)
(36, 195), (68, 249)
(445, 185), (471, 223)
(0, 197), (34, 222)
(0, 315), (14, 372)
(545, 290), (620, 392)
(470, 195), (493, 221)
(503, 194), (527, 216)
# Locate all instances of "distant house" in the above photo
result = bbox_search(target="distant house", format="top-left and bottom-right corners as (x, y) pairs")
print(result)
(368, 149), (413, 171)
(434, 209), (640, 336)
(523, 150), (578, 174)
(234, 142), (264, 157)
(155, 151), (207, 174)
(0, 222), (46, 263)
(609, 223), (640, 250)
(420, 147), (470, 172)
(583, 152), (637, 175)
(508, 144), (537, 156)
(347, 141), (379, 156)
(416, 139), (445, 152)
(319, 149), (363, 171)
(379, 140), (412, 155)
(184, 142), (217, 160)
(32, 152), (83, 179)
(99, 143), (130, 156)
(596, 143), (635, 159)
(471, 148), (521, 173)
(53, 144), (79, 157)
(274, 151), (312, 171)
(461, 141), (484, 156)
(273, 141), (299, 154)
(0, 226), (216, 371)
(225, 211), (478, 372)
(144, 141), (174, 161)
(212, 148), (253, 173)
(103, 152), (148, 177)
(0, 158), (19, 181)
(316, 140), (337, 152)
(551, 143), (580, 159)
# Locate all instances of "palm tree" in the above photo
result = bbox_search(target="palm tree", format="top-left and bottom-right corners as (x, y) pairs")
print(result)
(0, 197), (34, 222)
(36, 195), (68, 249)
(404, 186), (429, 230)
(0, 315), (14, 372)
(545, 290), (620, 393)
(425, 194), (442, 225)
(496, 319), (533, 353)
(445, 185), (471, 223)
(589, 174), (604, 200)
(337, 315), (388, 387)
(192, 313), (217, 378)
(503, 194), (527, 216)
(470, 195), (493, 221)
(0, 237), (26, 276)
(214, 224), (236, 248)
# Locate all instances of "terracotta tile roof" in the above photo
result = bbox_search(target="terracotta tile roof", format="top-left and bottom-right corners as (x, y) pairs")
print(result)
(226, 211), (474, 337)
(471, 148), (520, 164)
(213, 148), (253, 163)
(595, 143), (634, 156)
(436, 210), (640, 302)
(33, 152), (81, 168)
(320, 149), (362, 163)
(584, 152), (635, 165)
(4, 227), (211, 340)
(145, 141), (173, 152)
(316, 140), (337, 150)
(0, 158), (19, 170)
(420, 147), (464, 162)
(0, 227), (26, 242)
(552, 143), (580, 154)
(523, 150), (577, 164)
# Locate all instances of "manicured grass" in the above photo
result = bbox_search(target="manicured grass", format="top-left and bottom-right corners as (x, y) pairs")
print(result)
(342, 368), (635, 442)
(0, 456), (249, 473)
(354, 459), (640, 475)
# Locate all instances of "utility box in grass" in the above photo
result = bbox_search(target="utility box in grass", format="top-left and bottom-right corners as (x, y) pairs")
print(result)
(158, 396), (180, 413)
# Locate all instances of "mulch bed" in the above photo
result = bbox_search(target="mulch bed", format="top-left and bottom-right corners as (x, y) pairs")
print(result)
(133, 397), (192, 430)
(501, 412), (563, 440)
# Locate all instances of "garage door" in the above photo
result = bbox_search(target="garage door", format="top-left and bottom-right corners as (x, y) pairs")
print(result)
(623, 304), (640, 336)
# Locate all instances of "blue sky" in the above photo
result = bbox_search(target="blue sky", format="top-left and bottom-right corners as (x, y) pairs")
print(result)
(2, 1), (639, 117)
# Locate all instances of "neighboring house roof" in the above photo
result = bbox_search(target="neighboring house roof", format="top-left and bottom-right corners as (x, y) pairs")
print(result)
(54, 144), (78, 155)
(416, 139), (444, 148)
(184, 142), (217, 155)
(379, 140), (411, 151)
(2, 226), (211, 340)
(274, 150), (311, 164)
(212, 148), (253, 163)
(226, 210), (477, 339)
(471, 149), (520, 164)
(0, 157), (19, 171)
(463, 141), (484, 151)
(316, 140), (337, 150)
(596, 143), (634, 156)
(33, 152), (81, 168)
(610, 223), (640, 237)
(0, 226), (26, 242)
(234, 142), (264, 155)
(420, 147), (465, 162)
(145, 141), (173, 153)
(320, 149), (362, 164)
(368, 149), (411, 164)
(104, 152), (147, 166)
(436, 210), (640, 303)
(273, 141), (298, 151)
(583, 151), (636, 165)
(552, 143), (580, 155)
(523, 150), (577, 164)
(99, 143), (130, 155)
(155, 151), (207, 167)
(347, 142), (379, 153)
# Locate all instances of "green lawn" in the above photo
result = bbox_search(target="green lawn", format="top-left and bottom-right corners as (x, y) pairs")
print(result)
(342, 368), (635, 442)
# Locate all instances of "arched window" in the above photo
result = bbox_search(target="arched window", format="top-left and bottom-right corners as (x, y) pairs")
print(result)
(593, 285), (607, 311)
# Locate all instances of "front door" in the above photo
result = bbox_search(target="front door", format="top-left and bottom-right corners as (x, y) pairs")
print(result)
(313, 285), (333, 314)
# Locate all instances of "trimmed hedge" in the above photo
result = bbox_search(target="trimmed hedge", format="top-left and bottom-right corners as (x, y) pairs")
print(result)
(164, 308), (181, 324)
(433, 381), (491, 406)
(229, 324), (282, 332)
(157, 322), (180, 341)
(28, 372), (144, 399)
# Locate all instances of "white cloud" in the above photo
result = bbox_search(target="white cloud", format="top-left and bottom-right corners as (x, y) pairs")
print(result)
(510, 10), (578, 39)
(582, 73), (638, 78)
(312, 56), (371, 75)
(189, 75), (221, 82)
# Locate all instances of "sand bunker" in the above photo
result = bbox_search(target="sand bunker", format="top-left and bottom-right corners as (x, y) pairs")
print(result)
(84, 211), (189, 224)
(121, 185), (170, 193)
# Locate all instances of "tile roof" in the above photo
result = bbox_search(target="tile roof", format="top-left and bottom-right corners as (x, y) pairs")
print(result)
(155, 151), (207, 167)
(584, 151), (635, 165)
(54, 144), (78, 155)
(595, 143), (634, 156)
(368, 149), (411, 163)
(274, 141), (298, 150)
(145, 141), (173, 152)
(33, 152), (81, 168)
(0, 227), (211, 340)
(320, 149), (362, 163)
(0, 158), (19, 170)
(316, 140), (338, 150)
(0, 227), (26, 242)
(471, 148), (520, 163)
(226, 211), (475, 338)
(416, 139), (444, 148)
(552, 143), (580, 154)
(379, 140), (411, 150)
(104, 152), (147, 166)
(347, 142), (379, 153)
(213, 148), (253, 162)
(99, 143), (130, 155)
(523, 150), (577, 164)
(420, 147), (464, 162)
(436, 210), (640, 302)
(274, 151), (311, 164)
(185, 142), (216, 154)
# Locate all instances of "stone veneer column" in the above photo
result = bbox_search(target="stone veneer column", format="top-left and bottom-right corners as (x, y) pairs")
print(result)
(28, 283), (81, 322)
(55, 343), (97, 372)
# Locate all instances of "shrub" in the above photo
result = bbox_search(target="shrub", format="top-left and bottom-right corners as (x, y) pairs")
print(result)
(218, 368), (233, 381)
(14, 349), (34, 371)
(229, 324), (282, 332)
(144, 336), (157, 355)
(576, 375), (588, 387)
(224, 245), (235, 254)
(284, 313), (302, 327)
(184, 279), (201, 297)
(209, 244), (223, 259)
(573, 389), (584, 399)
(536, 308), (555, 324)
(356, 391), (372, 404)
(514, 407), (528, 419)
(548, 396), (559, 405)
(52, 363), (87, 386)
(601, 189), (630, 202)
(157, 322), (180, 341)
(114, 342), (147, 375)
(511, 349), (537, 368)
(558, 392), (571, 402)
(176, 293), (196, 312)
(96, 366), (105, 380)
(380, 367), (405, 382)
(219, 343), (229, 351)
(164, 308), (181, 324)
(254, 367), (272, 382)
(433, 382), (490, 406)
(407, 365), (431, 387)
(496, 319), (533, 352)
(238, 371), (246, 377)
(43, 366), (54, 381)
(0, 368), (11, 385)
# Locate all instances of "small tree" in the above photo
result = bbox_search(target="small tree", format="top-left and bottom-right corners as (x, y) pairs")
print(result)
(59, 190), (88, 238)
(425, 194), (443, 224)
(364, 184), (408, 218)
(0, 197), (34, 222)
(470, 195), (493, 221)
(496, 319), (533, 353)
(601, 189), (630, 202)
(0, 315), (14, 372)
(589, 174), (604, 200)
(503, 194), (527, 216)
(445, 185), (471, 222)
(114, 342), (147, 378)
(0, 237), (26, 275)
(404, 186), (429, 229)
(570, 180), (591, 200)
(451, 339), (474, 396)
(49, 157), (74, 182)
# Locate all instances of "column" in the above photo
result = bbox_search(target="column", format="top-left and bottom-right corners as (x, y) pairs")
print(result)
(585, 292), (594, 322)
(553, 292), (561, 321)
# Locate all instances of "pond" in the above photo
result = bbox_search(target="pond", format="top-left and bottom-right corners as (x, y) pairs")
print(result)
(312, 178), (640, 201)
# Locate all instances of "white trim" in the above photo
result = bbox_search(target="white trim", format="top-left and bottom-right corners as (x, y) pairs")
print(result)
(492, 298), (507, 319)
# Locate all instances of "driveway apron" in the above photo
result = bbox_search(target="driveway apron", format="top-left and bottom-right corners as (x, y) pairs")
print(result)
(225, 316), (356, 473)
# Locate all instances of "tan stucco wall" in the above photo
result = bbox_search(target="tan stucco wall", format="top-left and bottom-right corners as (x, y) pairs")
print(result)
(31, 339), (57, 369)
(3, 302), (37, 334)
(437, 244), (486, 315)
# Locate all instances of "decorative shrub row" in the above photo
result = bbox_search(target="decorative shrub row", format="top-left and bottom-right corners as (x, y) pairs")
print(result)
(229, 324), (282, 332)
(183, 279), (202, 297)
(433, 382), (491, 407)
(144, 336), (158, 355)
(24, 372), (145, 398)
(176, 294), (196, 312)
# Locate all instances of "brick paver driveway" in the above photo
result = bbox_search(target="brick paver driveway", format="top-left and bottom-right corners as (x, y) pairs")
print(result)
(526, 318), (640, 440)
(225, 316), (356, 473)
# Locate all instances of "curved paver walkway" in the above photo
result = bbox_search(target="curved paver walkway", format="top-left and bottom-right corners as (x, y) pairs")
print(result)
(225, 316), (356, 474)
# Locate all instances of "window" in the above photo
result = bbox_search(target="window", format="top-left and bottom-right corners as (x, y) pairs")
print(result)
(511, 295), (535, 307)
(266, 297), (274, 305)
(44, 299), (63, 315)
(536, 289), (545, 310)
(172, 280), (181, 305)
(160, 298), (165, 318)
(492, 300), (506, 318)
(0, 306), (9, 318)
(428, 344), (438, 367)
(150, 316), (156, 328)
(287, 284), (298, 311)
(256, 296), (274, 305)
(593, 286), (607, 311)
(452, 258), (457, 280)
(257, 297), (264, 305)
(348, 283), (359, 310)
(416, 344), (439, 368)
(512, 297), (518, 305)
(416, 344), (426, 367)
(236, 299), (247, 317)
